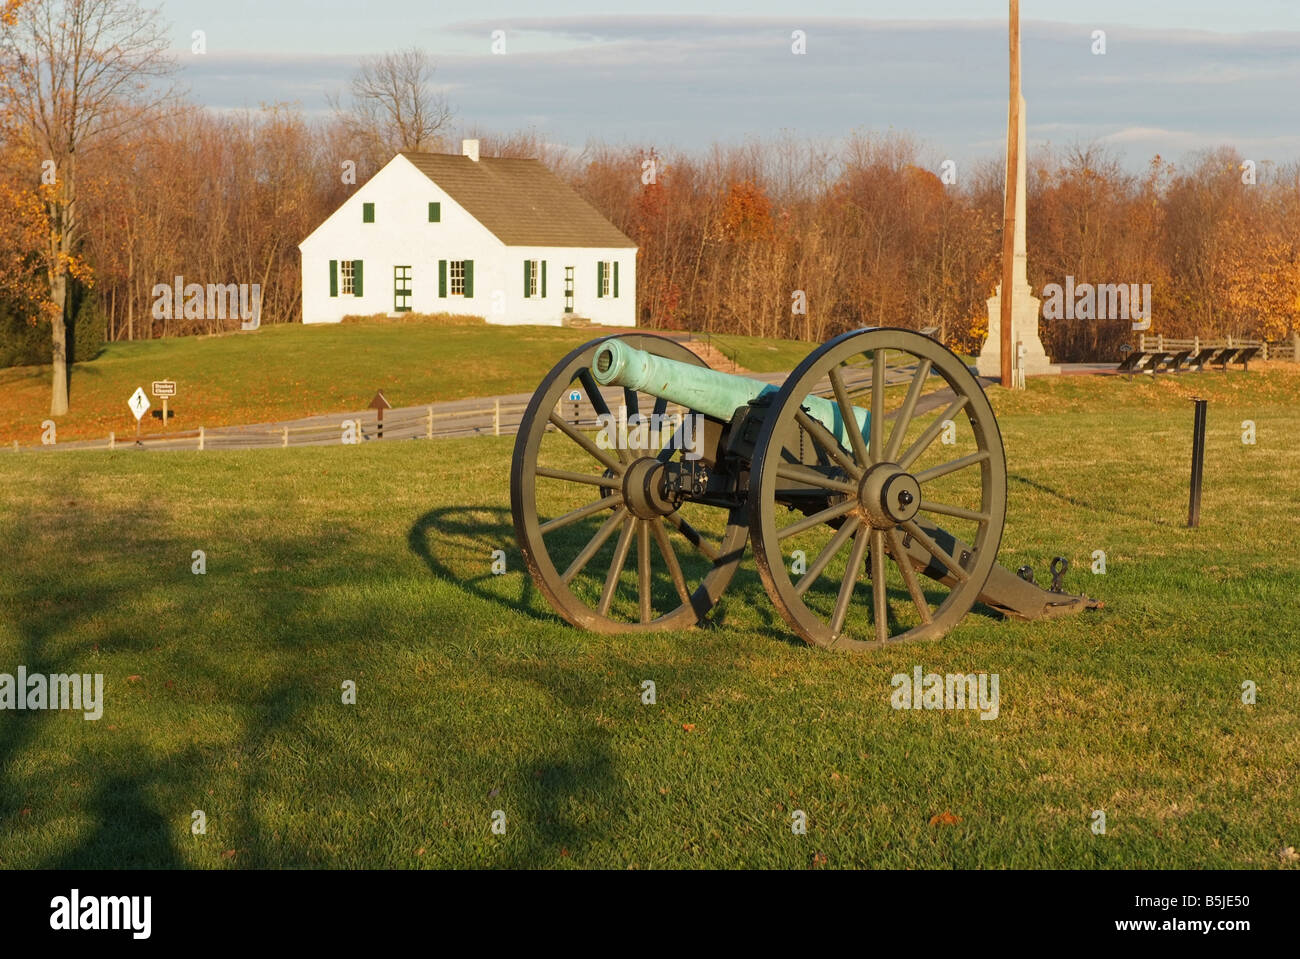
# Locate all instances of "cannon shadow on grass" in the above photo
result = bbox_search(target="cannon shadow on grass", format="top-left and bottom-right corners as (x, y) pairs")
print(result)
(1009, 472), (1177, 529)
(406, 503), (805, 645)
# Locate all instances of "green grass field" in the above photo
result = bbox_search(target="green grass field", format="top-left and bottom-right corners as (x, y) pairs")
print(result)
(1, 365), (1298, 868)
(0, 318), (812, 446)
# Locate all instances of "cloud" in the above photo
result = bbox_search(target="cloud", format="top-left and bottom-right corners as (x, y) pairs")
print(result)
(175, 16), (1300, 168)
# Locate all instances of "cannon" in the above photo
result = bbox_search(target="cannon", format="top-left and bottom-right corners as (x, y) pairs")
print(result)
(510, 328), (1099, 651)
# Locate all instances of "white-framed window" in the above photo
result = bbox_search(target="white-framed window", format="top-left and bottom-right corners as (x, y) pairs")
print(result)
(450, 260), (465, 296)
(340, 259), (355, 295)
(599, 261), (612, 297)
(525, 260), (539, 297)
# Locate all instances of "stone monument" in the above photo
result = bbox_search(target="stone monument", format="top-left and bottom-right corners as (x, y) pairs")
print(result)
(976, 98), (1059, 378)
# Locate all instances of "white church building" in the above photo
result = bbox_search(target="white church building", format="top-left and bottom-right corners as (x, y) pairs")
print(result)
(299, 140), (637, 326)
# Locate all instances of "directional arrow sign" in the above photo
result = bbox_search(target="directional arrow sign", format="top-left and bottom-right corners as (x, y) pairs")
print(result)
(369, 390), (392, 439)
(128, 387), (151, 421)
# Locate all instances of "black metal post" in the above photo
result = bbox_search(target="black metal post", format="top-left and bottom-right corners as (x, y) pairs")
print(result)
(1188, 398), (1207, 527)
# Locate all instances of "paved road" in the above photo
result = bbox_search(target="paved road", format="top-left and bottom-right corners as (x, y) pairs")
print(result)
(14, 361), (1118, 453)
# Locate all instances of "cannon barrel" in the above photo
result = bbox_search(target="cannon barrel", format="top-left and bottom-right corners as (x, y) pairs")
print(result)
(590, 338), (869, 449)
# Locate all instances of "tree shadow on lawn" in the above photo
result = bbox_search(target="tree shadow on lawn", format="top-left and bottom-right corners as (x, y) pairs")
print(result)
(0, 496), (381, 868)
(0, 505), (185, 868)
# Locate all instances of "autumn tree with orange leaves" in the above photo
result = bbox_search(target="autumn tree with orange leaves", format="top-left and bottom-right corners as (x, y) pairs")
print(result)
(1, 0), (177, 415)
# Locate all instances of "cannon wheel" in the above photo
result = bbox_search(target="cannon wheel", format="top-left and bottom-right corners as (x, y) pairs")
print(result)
(750, 327), (1007, 650)
(511, 334), (748, 633)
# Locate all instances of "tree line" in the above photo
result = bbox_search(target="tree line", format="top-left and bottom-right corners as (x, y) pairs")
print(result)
(3, 0), (1298, 416)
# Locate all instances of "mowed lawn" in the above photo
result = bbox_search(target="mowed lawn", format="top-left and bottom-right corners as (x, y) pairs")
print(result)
(0, 318), (813, 446)
(0, 367), (1298, 868)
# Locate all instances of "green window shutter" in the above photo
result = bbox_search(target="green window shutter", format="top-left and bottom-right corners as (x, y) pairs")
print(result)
(439, 260), (447, 298)
(541, 261), (547, 298)
(596, 262), (604, 298)
(464, 260), (474, 298)
(363, 202), (374, 223)
(428, 202), (440, 222)
(523, 260), (531, 299)
(353, 260), (363, 296)
(613, 262), (619, 298)
(329, 260), (338, 297)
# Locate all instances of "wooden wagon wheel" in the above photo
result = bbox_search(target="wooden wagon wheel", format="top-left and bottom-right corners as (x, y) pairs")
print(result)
(510, 334), (748, 633)
(749, 328), (1007, 650)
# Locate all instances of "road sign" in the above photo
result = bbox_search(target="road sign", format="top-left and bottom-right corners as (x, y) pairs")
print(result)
(152, 380), (176, 398)
(128, 388), (150, 421)
(569, 390), (582, 402)
(369, 390), (392, 439)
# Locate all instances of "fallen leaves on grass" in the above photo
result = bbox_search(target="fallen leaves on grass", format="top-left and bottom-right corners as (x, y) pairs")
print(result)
(681, 723), (696, 732)
(929, 811), (962, 827)
(810, 852), (829, 868)
(1281, 846), (1299, 863)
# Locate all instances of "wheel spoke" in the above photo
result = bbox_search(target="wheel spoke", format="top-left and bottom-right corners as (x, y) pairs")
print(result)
(869, 349), (885, 464)
(597, 516), (637, 615)
(918, 499), (990, 524)
(637, 520), (652, 623)
(914, 450), (989, 484)
(652, 395), (668, 419)
(830, 524), (871, 636)
(899, 519), (969, 583)
(561, 505), (628, 584)
(795, 517), (860, 596)
(624, 387), (640, 419)
(794, 408), (862, 479)
(666, 512), (720, 563)
(775, 463), (859, 496)
(870, 528), (888, 644)
(884, 358), (932, 463)
(651, 519), (692, 605)
(535, 466), (616, 488)
(829, 365), (869, 469)
(777, 498), (858, 541)
(548, 410), (624, 473)
(886, 526), (932, 625)
(540, 493), (622, 534)
(579, 369), (611, 418)
(898, 396), (969, 470)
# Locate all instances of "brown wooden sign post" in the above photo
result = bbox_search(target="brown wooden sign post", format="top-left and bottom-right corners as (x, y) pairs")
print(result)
(370, 390), (392, 439)
(152, 380), (176, 428)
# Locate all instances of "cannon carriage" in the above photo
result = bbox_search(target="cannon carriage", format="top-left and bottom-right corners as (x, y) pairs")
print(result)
(510, 327), (1098, 651)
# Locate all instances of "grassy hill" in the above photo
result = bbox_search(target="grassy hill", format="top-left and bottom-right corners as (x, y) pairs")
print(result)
(0, 318), (814, 445)
(1, 366), (1298, 868)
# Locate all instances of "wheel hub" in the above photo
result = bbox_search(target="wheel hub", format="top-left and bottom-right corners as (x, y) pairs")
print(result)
(622, 457), (676, 519)
(859, 462), (921, 528)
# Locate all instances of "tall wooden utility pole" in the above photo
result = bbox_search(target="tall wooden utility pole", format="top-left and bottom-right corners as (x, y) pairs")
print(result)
(999, 0), (1020, 389)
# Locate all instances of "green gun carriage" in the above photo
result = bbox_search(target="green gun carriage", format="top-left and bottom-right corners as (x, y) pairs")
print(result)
(511, 327), (1098, 651)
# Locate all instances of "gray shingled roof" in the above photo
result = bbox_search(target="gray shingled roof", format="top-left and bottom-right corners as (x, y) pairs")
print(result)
(400, 152), (636, 249)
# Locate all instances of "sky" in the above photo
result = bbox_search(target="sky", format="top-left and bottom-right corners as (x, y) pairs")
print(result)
(160, 1), (1300, 170)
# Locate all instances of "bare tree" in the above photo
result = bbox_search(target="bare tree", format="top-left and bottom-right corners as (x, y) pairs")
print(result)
(331, 47), (452, 162)
(1, 0), (177, 414)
